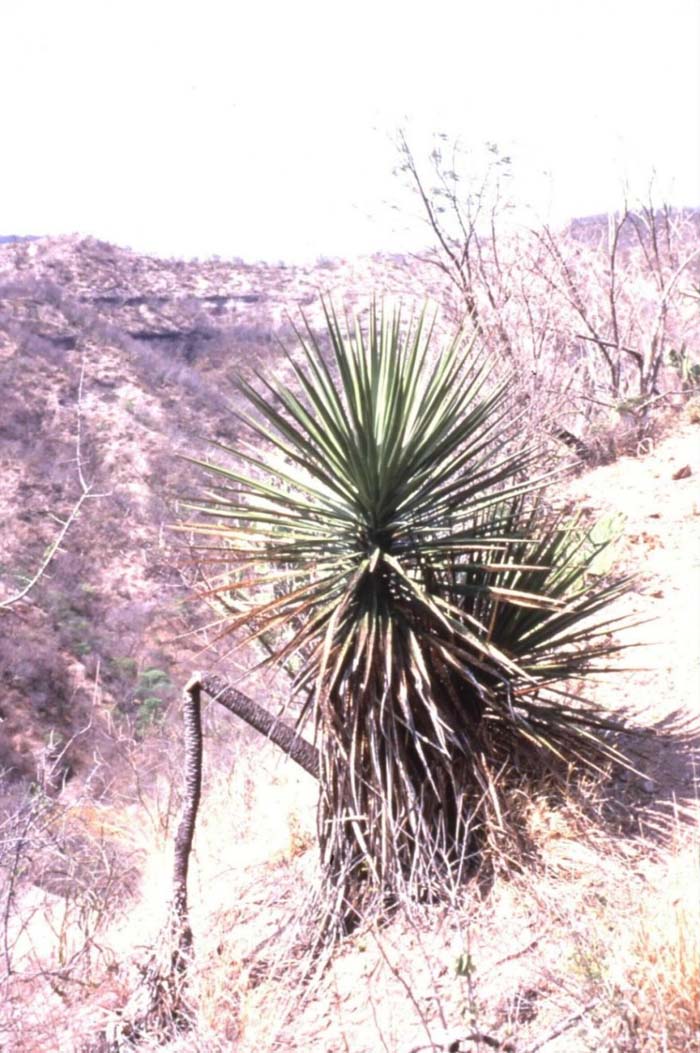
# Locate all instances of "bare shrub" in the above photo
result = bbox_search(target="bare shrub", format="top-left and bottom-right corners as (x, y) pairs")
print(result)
(0, 779), (143, 1052)
(396, 134), (700, 461)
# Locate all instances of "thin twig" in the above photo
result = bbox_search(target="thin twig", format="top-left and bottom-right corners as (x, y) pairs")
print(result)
(1, 355), (109, 610)
(520, 998), (599, 1053)
(369, 926), (437, 1053)
(0, 488), (93, 608)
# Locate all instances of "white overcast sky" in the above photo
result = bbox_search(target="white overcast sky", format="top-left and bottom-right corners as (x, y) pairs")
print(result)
(1, 0), (698, 262)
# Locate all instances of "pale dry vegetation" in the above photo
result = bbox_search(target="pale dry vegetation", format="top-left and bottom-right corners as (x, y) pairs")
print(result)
(2, 686), (697, 1051)
(397, 137), (700, 463)
(0, 185), (699, 1051)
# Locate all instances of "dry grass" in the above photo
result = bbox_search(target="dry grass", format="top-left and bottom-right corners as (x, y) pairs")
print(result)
(0, 701), (320, 1052)
(0, 717), (697, 1052)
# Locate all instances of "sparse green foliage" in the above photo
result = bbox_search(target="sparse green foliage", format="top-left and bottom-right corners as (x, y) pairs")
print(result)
(134, 667), (171, 732)
(135, 695), (166, 731)
(185, 300), (634, 923)
(138, 668), (171, 690)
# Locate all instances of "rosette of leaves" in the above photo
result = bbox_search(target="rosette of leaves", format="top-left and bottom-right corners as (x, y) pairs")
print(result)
(184, 301), (632, 923)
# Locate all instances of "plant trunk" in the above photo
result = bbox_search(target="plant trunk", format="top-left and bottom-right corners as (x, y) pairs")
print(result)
(199, 672), (319, 779)
(171, 673), (203, 953)
(99, 675), (204, 1050)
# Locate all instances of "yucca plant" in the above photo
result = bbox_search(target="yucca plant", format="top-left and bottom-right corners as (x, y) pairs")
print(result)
(184, 301), (633, 923)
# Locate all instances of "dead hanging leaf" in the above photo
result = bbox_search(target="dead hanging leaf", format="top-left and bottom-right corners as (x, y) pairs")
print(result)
(672, 464), (692, 480)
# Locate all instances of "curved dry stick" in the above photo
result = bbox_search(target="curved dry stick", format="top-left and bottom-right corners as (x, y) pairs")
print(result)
(1, 356), (111, 612)
(98, 674), (318, 1050)
(99, 677), (203, 1049)
(0, 487), (93, 610)
(171, 674), (203, 955)
(172, 672), (318, 954)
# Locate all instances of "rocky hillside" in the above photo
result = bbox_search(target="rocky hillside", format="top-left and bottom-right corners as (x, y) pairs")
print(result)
(0, 236), (420, 791)
(2, 222), (698, 794)
(1, 233), (698, 1053)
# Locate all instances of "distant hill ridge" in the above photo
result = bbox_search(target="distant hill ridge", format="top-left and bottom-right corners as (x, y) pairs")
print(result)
(0, 235), (40, 245)
(566, 205), (700, 247)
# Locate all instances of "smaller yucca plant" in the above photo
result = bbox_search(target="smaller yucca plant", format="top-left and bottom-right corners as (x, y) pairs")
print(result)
(184, 300), (634, 922)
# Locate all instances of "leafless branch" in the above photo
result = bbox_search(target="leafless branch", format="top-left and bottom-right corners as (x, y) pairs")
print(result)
(0, 356), (109, 610)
